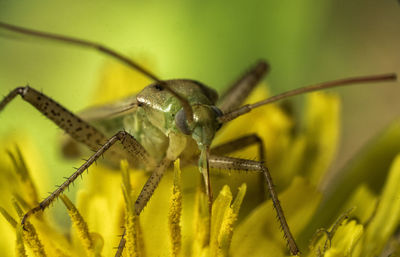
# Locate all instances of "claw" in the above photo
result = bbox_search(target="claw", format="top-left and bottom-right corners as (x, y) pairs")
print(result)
(20, 206), (41, 230)
(21, 215), (29, 231)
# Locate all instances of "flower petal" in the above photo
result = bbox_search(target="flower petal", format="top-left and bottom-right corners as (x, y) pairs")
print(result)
(323, 220), (363, 257)
(169, 160), (183, 257)
(305, 120), (400, 241)
(231, 177), (321, 256)
(216, 184), (246, 257)
(16, 227), (28, 257)
(122, 161), (145, 257)
(60, 194), (100, 257)
(362, 154), (400, 256)
(301, 92), (340, 185)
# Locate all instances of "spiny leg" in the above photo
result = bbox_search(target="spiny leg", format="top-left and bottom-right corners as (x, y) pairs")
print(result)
(208, 155), (299, 255)
(217, 60), (269, 113)
(211, 134), (267, 198)
(0, 86), (158, 222)
(115, 228), (126, 257)
(0, 86), (153, 167)
(193, 134), (267, 209)
(134, 158), (171, 215)
(211, 134), (265, 162)
(21, 130), (156, 226)
(1, 86), (107, 151)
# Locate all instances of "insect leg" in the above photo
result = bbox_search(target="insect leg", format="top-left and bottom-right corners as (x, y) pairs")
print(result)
(208, 155), (299, 255)
(1, 87), (160, 223)
(211, 134), (265, 162)
(0, 86), (108, 151)
(21, 130), (157, 225)
(211, 134), (267, 198)
(217, 61), (269, 113)
(115, 228), (126, 257)
(0, 86), (153, 166)
(134, 158), (171, 215)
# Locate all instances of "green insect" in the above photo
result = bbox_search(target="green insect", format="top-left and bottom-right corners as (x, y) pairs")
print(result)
(0, 21), (396, 255)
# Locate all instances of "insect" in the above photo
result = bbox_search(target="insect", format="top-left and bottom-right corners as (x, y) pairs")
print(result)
(0, 21), (397, 255)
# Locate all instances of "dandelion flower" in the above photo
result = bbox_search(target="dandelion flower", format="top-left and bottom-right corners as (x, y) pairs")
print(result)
(1, 60), (400, 257)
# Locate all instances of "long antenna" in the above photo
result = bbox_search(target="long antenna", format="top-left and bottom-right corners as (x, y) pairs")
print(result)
(0, 21), (194, 123)
(218, 73), (397, 123)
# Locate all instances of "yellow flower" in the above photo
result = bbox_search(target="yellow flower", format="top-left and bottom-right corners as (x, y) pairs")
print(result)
(1, 59), (400, 257)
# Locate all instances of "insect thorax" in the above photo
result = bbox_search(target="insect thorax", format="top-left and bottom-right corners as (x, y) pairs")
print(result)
(126, 79), (220, 161)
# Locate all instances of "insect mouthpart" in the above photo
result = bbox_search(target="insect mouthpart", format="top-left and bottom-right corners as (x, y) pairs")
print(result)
(175, 104), (223, 146)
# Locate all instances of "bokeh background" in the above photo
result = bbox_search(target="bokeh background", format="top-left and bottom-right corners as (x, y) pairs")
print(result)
(0, 0), (399, 233)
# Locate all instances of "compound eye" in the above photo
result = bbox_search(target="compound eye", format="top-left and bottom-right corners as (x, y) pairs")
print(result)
(175, 108), (191, 135)
(153, 84), (164, 91)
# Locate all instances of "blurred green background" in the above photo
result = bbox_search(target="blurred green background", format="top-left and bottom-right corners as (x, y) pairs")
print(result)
(0, 0), (399, 204)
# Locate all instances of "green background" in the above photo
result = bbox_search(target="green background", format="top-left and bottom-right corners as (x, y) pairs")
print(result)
(0, 0), (399, 196)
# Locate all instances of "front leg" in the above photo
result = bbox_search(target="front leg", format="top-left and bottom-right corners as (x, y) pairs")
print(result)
(211, 134), (267, 198)
(1, 86), (161, 224)
(134, 158), (171, 214)
(208, 155), (299, 255)
(20, 130), (157, 226)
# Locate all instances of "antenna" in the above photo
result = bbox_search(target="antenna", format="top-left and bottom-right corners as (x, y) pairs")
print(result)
(218, 73), (397, 123)
(0, 21), (194, 123)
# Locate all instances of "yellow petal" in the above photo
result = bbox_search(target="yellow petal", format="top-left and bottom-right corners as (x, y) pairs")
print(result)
(0, 207), (18, 228)
(192, 183), (211, 256)
(169, 160), (183, 257)
(216, 184), (246, 257)
(362, 154), (400, 256)
(10, 200), (46, 257)
(122, 161), (146, 257)
(210, 185), (233, 254)
(231, 177), (321, 256)
(77, 164), (126, 255)
(341, 184), (377, 224)
(139, 170), (172, 256)
(16, 227), (27, 257)
(0, 208), (15, 257)
(301, 92), (340, 185)
(213, 86), (292, 176)
(308, 208), (360, 256)
(323, 220), (363, 257)
(60, 194), (100, 257)
(305, 120), (400, 241)
(21, 224), (47, 257)
(7, 146), (40, 207)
